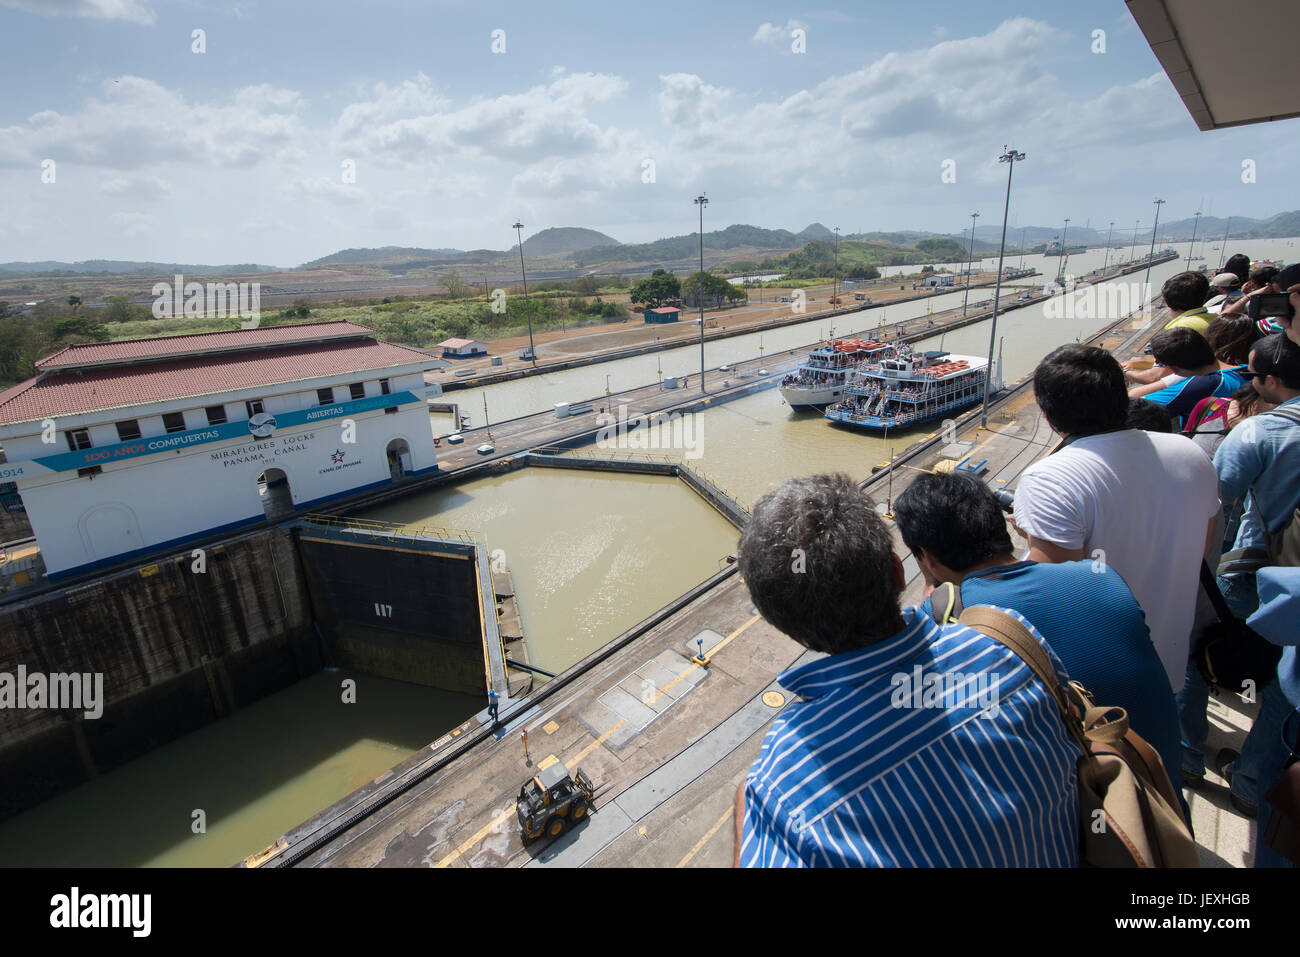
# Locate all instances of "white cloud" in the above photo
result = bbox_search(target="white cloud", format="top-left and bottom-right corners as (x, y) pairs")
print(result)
(0, 0), (154, 24)
(0, 76), (308, 170)
(100, 174), (172, 200)
(753, 20), (806, 44)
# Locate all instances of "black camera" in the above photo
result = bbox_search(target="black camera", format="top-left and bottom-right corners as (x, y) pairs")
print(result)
(1247, 292), (1296, 321)
(993, 489), (1016, 513)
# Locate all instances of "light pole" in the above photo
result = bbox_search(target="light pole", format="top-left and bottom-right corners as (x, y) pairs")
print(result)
(694, 193), (708, 392)
(1185, 209), (1202, 270)
(1130, 219), (1140, 266)
(962, 211), (980, 316)
(1217, 217), (1232, 271)
(833, 225), (840, 304)
(981, 146), (1025, 429)
(1144, 199), (1166, 298)
(1056, 218), (1070, 282)
(1018, 226), (1027, 270)
(512, 221), (536, 367)
(1101, 221), (1114, 272)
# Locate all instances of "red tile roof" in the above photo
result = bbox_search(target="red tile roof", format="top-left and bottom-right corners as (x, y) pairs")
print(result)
(0, 338), (435, 426)
(35, 321), (373, 371)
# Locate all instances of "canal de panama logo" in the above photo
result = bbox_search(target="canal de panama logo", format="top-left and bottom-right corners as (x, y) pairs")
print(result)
(330, 449), (346, 464)
(248, 412), (277, 438)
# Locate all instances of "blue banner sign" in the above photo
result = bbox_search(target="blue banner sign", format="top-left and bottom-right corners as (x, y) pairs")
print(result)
(0, 391), (421, 479)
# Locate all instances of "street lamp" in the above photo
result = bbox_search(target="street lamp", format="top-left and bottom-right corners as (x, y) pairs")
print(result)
(694, 193), (708, 392)
(1185, 209), (1202, 271)
(833, 225), (840, 304)
(1130, 219), (1140, 266)
(1101, 221), (1114, 272)
(980, 146), (1025, 428)
(1144, 199), (1166, 300)
(1056, 217), (1070, 282)
(1018, 226), (1027, 270)
(962, 211), (980, 316)
(512, 221), (536, 367)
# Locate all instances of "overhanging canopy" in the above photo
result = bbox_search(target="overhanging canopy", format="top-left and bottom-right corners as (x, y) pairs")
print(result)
(1127, 0), (1300, 131)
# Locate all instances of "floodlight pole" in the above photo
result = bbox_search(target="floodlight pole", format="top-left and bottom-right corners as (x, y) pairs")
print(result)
(695, 193), (708, 391)
(513, 221), (536, 367)
(962, 211), (979, 316)
(981, 146), (1024, 428)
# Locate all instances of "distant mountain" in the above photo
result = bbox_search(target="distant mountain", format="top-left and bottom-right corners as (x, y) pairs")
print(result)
(571, 224), (802, 267)
(299, 246), (465, 269)
(796, 223), (836, 241)
(519, 227), (619, 257)
(0, 260), (285, 276)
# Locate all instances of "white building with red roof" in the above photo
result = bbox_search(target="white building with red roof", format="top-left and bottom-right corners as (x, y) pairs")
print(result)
(0, 321), (441, 578)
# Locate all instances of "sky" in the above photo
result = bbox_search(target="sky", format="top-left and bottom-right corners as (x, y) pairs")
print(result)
(0, 0), (1296, 267)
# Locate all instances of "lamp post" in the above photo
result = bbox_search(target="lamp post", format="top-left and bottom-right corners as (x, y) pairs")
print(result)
(1144, 199), (1166, 299)
(1130, 219), (1140, 266)
(1056, 217), (1070, 282)
(694, 193), (708, 392)
(833, 225), (840, 304)
(1185, 209), (1202, 271)
(1101, 221), (1114, 272)
(981, 146), (1025, 429)
(512, 221), (536, 367)
(1217, 217), (1232, 271)
(1018, 226), (1027, 270)
(962, 211), (980, 316)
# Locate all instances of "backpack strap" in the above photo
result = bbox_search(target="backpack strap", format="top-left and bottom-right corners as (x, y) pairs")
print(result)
(1264, 406), (1300, 426)
(930, 581), (963, 625)
(956, 606), (1090, 754)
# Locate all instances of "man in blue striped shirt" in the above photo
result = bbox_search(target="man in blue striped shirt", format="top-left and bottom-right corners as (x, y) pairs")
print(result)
(735, 474), (1080, 867)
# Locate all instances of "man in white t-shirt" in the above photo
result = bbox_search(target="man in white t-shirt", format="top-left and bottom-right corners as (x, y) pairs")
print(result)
(1011, 345), (1221, 691)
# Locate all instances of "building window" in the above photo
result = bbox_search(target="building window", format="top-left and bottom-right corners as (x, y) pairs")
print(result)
(77, 466), (102, 479)
(349, 382), (365, 400)
(317, 388), (334, 406)
(379, 378), (391, 395)
(246, 399), (265, 417)
(163, 412), (187, 433)
(205, 405), (228, 426)
(115, 419), (142, 442)
(65, 428), (92, 451)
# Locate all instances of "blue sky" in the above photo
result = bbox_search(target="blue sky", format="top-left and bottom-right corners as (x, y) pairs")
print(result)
(1, 0), (1296, 266)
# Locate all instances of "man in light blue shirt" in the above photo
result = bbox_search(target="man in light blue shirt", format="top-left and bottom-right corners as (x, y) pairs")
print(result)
(1181, 333), (1300, 805)
(735, 474), (1079, 867)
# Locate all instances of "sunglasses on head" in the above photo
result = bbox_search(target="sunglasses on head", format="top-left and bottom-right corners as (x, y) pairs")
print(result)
(1240, 370), (1269, 380)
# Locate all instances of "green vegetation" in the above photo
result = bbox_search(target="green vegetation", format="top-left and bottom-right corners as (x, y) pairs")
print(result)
(628, 268), (682, 307)
(681, 271), (747, 306)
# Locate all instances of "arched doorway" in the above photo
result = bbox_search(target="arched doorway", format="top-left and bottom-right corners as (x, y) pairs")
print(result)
(386, 438), (412, 481)
(257, 468), (294, 519)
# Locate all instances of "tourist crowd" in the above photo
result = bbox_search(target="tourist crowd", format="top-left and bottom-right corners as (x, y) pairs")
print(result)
(734, 258), (1300, 867)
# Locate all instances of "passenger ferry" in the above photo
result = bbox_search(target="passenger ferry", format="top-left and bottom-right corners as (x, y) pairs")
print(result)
(825, 348), (990, 432)
(777, 338), (896, 408)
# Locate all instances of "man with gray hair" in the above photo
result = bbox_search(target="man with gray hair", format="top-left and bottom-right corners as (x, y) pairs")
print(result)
(734, 473), (1080, 867)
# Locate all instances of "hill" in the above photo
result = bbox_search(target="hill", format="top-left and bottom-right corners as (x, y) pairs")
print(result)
(796, 223), (836, 241)
(520, 227), (619, 257)
(0, 260), (285, 276)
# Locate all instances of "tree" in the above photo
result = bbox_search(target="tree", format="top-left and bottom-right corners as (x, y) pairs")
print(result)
(441, 270), (471, 299)
(67, 295), (82, 312)
(682, 271), (746, 306)
(52, 316), (109, 343)
(102, 296), (138, 323)
(628, 268), (681, 307)
(845, 264), (881, 280)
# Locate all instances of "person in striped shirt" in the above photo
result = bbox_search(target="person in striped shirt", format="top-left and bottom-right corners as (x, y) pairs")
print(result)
(734, 473), (1080, 867)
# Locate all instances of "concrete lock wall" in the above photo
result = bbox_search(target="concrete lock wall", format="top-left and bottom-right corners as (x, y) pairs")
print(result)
(0, 526), (320, 820)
